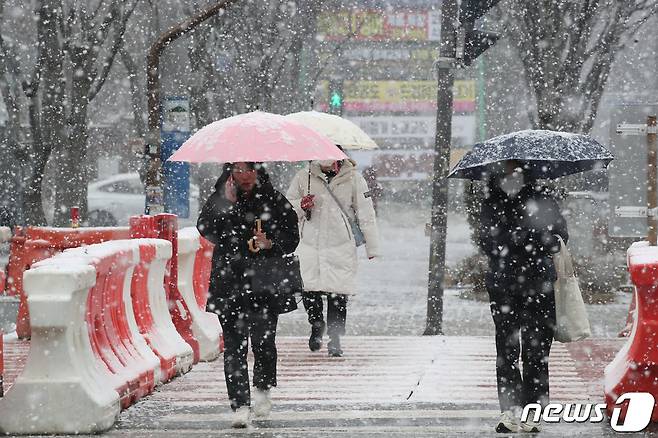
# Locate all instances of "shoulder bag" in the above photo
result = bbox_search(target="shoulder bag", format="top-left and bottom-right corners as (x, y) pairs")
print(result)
(553, 235), (591, 342)
(248, 254), (303, 314)
(322, 179), (366, 247)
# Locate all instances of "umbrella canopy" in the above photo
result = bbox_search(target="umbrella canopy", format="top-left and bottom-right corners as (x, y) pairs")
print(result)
(448, 129), (614, 180)
(285, 111), (378, 150)
(168, 111), (348, 163)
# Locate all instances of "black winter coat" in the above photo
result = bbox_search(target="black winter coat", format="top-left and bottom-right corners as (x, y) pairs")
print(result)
(197, 174), (300, 315)
(478, 180), (569, 288)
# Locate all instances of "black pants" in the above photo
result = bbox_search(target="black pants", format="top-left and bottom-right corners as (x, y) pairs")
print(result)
(486, 278), (556, 412)
(302, 291), (348, 338)
(218, 293), (278, 410)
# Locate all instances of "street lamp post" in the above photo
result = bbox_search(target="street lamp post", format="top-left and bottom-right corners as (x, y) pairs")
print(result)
(424, 0), (501, 335)
(144, 0), (239, 215)
(424, 0), (457, 336)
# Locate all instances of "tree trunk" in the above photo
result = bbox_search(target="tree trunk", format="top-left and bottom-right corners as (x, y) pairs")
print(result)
(22, 0), (66, 226)
(0, 78), (25, 226)
(53, 57), (91, 227)
(121, 48), (145, 139)
(22, 92), (48, 226)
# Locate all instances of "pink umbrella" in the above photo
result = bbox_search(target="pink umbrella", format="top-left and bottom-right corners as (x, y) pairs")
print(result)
(168, 111), (348, 163)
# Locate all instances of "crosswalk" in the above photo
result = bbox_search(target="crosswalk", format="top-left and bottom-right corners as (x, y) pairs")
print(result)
(112, 336), (623, 436)
(2, 335), (626, 436)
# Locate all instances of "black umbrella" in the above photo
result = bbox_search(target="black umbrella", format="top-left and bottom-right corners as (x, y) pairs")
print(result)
(448, 129), (614, 180)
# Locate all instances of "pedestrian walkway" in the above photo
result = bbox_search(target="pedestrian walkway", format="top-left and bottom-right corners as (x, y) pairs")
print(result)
(2, 336), (631, 436)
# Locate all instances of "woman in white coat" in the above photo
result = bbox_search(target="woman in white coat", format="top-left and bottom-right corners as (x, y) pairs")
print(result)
(287, 158), (380, 356)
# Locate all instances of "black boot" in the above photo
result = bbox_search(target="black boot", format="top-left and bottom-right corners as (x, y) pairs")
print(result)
(309, 321), (325, 352)
(328, 336), (343, 357)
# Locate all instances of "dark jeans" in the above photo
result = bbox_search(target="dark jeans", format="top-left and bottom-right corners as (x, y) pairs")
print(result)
(218, 293), (278, 410)
(486, 277), (556, 412)
(302, 291), (348, 338)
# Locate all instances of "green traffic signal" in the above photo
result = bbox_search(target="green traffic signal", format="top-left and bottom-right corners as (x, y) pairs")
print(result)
(330, 91), (342, 108)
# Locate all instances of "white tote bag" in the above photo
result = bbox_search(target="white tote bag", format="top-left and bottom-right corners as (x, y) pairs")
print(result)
(553, 235), (591, 343)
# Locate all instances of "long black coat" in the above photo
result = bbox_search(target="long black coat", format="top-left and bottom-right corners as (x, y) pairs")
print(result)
(197, 172), (300, 315)
(478, 180), (569, 288)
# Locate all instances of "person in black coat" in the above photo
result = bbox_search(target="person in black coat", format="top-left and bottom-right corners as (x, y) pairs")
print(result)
(197, 162), (299, 427)
(478, 161), (568, 433)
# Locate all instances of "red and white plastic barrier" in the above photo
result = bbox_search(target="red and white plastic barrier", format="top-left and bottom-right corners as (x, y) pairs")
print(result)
(4, 226), (131, 338)
(0, 238), (193, 434)
(0, 257), (121, 433)
(4, 215), (220, 350)
(605, 241), (658, 422)
(130, 214), (201, 363)
(131, 238), (194, 381)
(178, 227), (221, 361)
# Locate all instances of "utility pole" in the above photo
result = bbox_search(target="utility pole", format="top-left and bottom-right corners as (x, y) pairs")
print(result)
(144, 0), (239, 215)
(424, 0), (500, 335)
(424, 0), (457, 336)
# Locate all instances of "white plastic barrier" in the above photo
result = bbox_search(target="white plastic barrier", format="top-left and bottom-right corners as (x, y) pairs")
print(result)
(178, 227), (221, 361)
(72, 241), (162, 390)
(0, 238), (194, 434)
(0, 262), (120, 434)
(145, 239), (194, 376)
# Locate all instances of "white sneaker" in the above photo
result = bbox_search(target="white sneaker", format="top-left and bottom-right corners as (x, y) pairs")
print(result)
(230, 406), (250, 428)
(252, 388), (272, 418)
(495, 410), (519, 433)
(519, 420), (541, 433)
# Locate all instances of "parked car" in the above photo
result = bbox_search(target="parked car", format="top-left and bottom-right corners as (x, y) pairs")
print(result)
(87, 173), (199, 227)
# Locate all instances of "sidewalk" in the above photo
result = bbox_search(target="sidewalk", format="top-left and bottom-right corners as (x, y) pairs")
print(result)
(4, 335), (632, 436)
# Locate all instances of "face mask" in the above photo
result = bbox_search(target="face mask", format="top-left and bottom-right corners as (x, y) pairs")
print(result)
(499, 172), (524, 197)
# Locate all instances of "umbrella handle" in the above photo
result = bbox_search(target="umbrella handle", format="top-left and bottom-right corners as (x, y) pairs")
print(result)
(248, 219), (263, 253)
(307, 161), (312, 193)
(306, 162), (312, 220)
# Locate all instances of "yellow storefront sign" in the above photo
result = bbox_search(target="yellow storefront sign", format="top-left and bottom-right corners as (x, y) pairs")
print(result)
(333, 80), (475, 103)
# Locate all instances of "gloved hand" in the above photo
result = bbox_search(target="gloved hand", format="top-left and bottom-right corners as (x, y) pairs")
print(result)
(301, 195), (315, 212)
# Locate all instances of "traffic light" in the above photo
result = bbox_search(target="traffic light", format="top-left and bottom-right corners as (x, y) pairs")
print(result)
(328, 79), (344, 116)
(459, 0), (501, 67)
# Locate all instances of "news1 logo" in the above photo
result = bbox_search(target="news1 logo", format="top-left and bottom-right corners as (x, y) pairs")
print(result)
(521, 392), (655, 432)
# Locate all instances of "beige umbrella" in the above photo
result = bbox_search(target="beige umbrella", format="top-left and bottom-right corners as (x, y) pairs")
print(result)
(286, 111), (378, 150)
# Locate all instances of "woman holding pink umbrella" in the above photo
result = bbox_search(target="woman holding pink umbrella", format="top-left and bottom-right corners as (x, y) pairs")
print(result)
(170, 111), (347, 428)
(198, 162), (299, 428)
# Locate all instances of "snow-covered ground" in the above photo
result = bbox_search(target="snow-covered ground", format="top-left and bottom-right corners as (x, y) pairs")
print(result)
(278, 201), (632, 338)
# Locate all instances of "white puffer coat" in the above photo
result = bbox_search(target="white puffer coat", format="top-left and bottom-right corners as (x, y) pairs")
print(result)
(287, 160), (380, 295)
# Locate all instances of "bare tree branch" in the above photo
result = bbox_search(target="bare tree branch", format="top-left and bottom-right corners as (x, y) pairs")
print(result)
(90, 0), (111, 29)
(88, 0), (139, 101)
(90, 0), (120, 50)
(508, 0), (657, 132)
